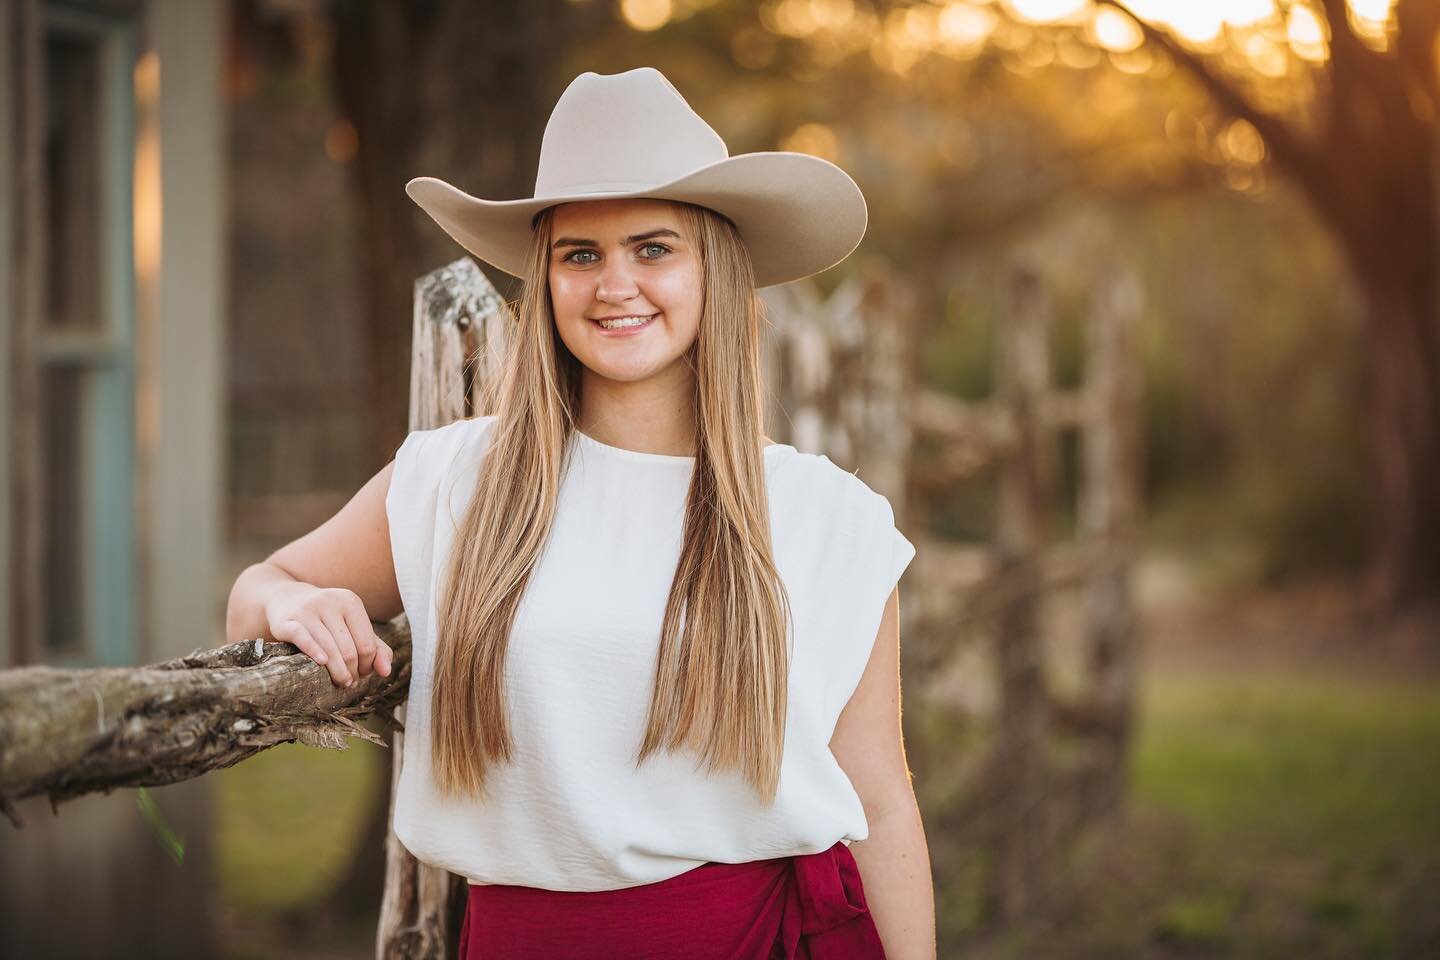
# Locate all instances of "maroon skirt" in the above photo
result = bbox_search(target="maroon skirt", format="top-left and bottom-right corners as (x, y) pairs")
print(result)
(456, 839), (886, 959)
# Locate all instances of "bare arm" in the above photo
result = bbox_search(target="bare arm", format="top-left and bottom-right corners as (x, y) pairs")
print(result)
(225, 458), (403, 686)
(830, 587), (938, 960)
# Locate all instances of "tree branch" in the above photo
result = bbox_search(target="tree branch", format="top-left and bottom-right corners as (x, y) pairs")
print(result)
(1395, 0), (1440, 101)
(1093, 0), (1349, 234)
(0, 621), (413, 828)
(1094, 1), (1321, 175)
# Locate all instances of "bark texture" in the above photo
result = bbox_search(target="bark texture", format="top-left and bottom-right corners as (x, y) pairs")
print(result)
(0, 623), (411, 828)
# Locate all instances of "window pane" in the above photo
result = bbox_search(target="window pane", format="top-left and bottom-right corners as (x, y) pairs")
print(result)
(44, 30), (105, 333)
(42, 365), (90, 658)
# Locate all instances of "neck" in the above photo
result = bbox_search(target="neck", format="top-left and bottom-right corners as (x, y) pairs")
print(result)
(577, 365), (698, 458)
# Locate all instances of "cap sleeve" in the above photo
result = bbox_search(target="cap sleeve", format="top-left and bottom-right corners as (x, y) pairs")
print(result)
(826, 476), (917, 721)
(385, 417), (485, 626)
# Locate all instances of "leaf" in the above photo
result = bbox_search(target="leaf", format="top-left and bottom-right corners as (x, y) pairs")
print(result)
(135, 786), (186, 865)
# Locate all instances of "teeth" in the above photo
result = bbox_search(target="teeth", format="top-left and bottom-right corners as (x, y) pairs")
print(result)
(596, 314), (655, 329)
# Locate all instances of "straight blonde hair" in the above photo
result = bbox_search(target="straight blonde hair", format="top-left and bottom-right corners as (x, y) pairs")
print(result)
(428, 201), (793, 805)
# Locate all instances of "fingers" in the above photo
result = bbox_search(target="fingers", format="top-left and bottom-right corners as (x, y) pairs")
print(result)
(321, 610), (360, 685)
(270, 590), (393, 689)
(272, 618), (328, 668)
(274, 617), (349, 687)
(340, 602), (388, 679)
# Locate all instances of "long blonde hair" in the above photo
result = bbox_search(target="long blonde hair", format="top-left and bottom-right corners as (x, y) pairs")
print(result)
(429, 201), (793, 805)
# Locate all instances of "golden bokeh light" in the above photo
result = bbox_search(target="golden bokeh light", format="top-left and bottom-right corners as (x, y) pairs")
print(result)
(1108, 44), (1154, 75)
(1016, 35), (1057, 67)
(903, 3), (940, 44)
(990, 18), (1034, 51)
(1346, 0), (1395, 48)
(642, 0), (1357, 74)
(764, 0), (855, 38)
(1162, 4), (1223, 45)
(621, 0), (673, 32)
(1221, 117), (1266, 164)
(1215, 0), (1275, 29)
(1002, 0), (1089, 25)
(1286, 4), (1328, 61)
(810, 0), (857, 30)
(1102, 0), (1277, 45)
(1348, 0), (1395, 27)
(779, 121), (841, 162)
(871, 26), (924, 74)
(1056, 30), (1103, 67)
(1091, 7), (1143, 52)
(1163, 106), (1207, 152)
(1240, 31), (1289, 78)
(938, 2), (999, 57)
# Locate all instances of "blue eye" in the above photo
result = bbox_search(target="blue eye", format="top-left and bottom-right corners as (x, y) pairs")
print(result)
(561, 242), (672, 265)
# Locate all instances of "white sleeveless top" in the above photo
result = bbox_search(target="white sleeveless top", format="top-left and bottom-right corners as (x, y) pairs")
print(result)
(385, 414), (915, 892)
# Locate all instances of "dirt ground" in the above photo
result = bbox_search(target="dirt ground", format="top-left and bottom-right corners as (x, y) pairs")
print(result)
(1133, 553), (1440, 683)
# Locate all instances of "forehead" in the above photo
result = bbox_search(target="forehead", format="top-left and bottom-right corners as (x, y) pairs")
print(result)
(550, 198), (685, 237)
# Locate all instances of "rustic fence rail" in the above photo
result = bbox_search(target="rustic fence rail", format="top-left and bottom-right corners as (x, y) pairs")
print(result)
(0, 629), (412, 826)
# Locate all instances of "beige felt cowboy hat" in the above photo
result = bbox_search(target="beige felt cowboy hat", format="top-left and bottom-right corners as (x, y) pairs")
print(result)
(405, 66), (868, 289)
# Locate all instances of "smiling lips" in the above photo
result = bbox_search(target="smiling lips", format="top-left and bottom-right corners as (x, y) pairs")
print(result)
(593, 313), (657, 332)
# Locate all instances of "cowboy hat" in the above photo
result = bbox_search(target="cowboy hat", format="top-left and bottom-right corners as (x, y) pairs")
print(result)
(405, 67), (868, 289)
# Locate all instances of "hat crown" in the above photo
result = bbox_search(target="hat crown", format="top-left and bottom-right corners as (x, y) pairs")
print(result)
(534, 68), (728, 199)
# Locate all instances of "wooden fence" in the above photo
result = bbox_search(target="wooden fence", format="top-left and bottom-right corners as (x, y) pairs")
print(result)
(763, 263), (1144, 926)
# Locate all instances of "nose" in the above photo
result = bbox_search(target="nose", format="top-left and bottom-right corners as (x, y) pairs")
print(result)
(593, 255), (640, 304)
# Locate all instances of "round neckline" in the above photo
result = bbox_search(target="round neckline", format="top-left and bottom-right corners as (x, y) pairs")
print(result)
(573, 428), (793, 465)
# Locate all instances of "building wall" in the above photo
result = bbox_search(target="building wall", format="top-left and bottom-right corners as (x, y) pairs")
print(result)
(1, 1), (226, 956)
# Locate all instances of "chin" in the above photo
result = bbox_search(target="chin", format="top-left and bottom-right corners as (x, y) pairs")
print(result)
(588, 363), (672, 384)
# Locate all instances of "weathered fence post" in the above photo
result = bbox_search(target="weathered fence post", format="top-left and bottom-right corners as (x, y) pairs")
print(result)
(376, 258), (511, 959)
(987, 266), (1057, 922)
(759, 265), (915, 506)
(1080, 268), (1143, 816)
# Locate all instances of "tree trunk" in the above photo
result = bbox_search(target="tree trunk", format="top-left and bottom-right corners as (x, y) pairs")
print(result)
(1357, 277), (1440, 612)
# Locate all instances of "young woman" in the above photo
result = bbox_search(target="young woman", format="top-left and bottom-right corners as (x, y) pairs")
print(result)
(227, 68), (936, 959)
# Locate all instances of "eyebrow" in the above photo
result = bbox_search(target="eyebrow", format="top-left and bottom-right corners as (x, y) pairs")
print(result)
(552, 228), (682, 249)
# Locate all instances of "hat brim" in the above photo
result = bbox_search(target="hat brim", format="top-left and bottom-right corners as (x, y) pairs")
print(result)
(405, 151), (867, 289)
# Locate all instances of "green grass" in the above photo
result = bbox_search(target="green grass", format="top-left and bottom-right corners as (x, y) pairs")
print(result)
(1135, 673), (1440, 860)
(1127, 672), (1440, 958)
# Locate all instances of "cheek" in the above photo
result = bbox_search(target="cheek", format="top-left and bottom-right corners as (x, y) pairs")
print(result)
(548, 272), (584, 312)
(652, 266), (703, 323)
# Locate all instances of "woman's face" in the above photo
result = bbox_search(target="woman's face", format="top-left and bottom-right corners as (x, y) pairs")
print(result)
(548, 198), (703, 387)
